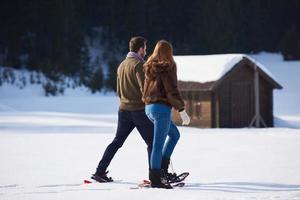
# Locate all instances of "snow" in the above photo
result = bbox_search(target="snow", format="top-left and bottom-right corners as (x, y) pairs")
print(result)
(1, 53), (300, 200)
(174, 54), (279, 84)
(250, 53), (300, 117)
(174, 54), (242, 83)
(1, 125), (300, 199)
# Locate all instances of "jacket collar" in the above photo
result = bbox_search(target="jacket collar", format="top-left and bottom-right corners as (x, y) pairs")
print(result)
(126, 51), (145, 62)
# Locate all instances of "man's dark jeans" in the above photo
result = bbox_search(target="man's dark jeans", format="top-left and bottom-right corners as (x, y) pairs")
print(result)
(96, 109), (153, 174)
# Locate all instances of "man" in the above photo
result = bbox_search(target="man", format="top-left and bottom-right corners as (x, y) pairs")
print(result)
(92, 36), (153, 182)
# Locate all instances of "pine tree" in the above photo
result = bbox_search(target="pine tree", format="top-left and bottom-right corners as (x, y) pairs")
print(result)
(280, 27), (300, 60)
(89, 67), (104, 93)
(105, 55), (119, 92)
(79, 41), (92, 86)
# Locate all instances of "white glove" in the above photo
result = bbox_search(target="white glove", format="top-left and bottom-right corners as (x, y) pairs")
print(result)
(179, 110), (190, 125)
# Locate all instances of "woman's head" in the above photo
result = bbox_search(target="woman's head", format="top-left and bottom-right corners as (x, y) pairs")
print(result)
(144, 40), (176, 76)
(151, 40), (174, 62)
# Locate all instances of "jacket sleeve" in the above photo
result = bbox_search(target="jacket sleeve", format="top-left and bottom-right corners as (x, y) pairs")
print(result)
(116, 69), (121, 98)
(161, 67), (185, 111)
(135, 62), (145, 93)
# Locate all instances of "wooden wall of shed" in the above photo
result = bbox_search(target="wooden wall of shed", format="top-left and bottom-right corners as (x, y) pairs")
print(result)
(259, 76), (274, 127)
(217, 62), (255, 128)
(211, 92), (219, 128)
(171, 90), (212, 128)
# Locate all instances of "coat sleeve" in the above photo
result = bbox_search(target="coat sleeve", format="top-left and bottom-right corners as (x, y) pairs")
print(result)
(116, 68), (121, 98)
(135, 62), (145, 93)
(161, 67), (185, 111)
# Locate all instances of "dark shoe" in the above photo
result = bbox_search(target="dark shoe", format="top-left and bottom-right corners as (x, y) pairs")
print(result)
(162, 171), (179, 183)
(161, 157), (178, 183)
(91, 171), (113, 183)
(149, 169), (172, 189)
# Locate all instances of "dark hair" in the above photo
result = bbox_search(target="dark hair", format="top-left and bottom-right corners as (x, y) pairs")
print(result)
(129, 36), (147, 52)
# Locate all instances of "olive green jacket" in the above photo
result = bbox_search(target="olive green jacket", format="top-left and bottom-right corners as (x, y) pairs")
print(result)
(117, 57), (145, 111)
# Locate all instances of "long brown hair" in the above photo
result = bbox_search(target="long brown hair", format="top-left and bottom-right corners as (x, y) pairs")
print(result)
(144, 40), (176, 78)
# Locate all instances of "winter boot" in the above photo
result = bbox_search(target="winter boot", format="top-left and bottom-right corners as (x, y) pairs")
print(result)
(161, 157), (178, 183)
(91, 171), (113, 183)
(149, 169), (172, 189)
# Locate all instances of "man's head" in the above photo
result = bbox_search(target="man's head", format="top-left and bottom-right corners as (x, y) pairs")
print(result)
(129, 36), (147, 58)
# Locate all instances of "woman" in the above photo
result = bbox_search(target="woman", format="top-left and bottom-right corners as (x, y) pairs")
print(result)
(143, 40), (190, 189)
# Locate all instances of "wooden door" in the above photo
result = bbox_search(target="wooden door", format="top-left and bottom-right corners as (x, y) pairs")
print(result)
(231, 81), (253, 127)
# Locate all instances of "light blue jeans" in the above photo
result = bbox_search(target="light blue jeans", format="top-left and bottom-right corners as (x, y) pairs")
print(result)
(145, 104), (180, 170)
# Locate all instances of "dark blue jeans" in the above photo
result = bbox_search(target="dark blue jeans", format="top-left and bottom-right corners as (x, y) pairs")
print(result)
(145, 104), (180, 170)
(96, 109), (153, 174)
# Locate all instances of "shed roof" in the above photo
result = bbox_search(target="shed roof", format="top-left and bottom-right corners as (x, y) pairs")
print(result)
(174, 54), (282, 90)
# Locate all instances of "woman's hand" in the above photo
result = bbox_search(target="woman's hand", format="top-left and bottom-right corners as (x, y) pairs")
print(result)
(179, 110), (190, 125)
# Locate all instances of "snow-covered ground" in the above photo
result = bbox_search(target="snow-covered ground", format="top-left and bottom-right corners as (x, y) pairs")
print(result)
(0, 53), (300, 200)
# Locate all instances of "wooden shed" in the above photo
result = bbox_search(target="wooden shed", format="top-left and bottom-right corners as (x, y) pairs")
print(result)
(172, 54), (283, 128)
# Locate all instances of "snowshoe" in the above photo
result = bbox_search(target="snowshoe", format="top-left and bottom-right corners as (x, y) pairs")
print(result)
(91, 171), (113, 183)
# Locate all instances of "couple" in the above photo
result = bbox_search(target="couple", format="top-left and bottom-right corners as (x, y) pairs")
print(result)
(92, 36), (190, 189)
